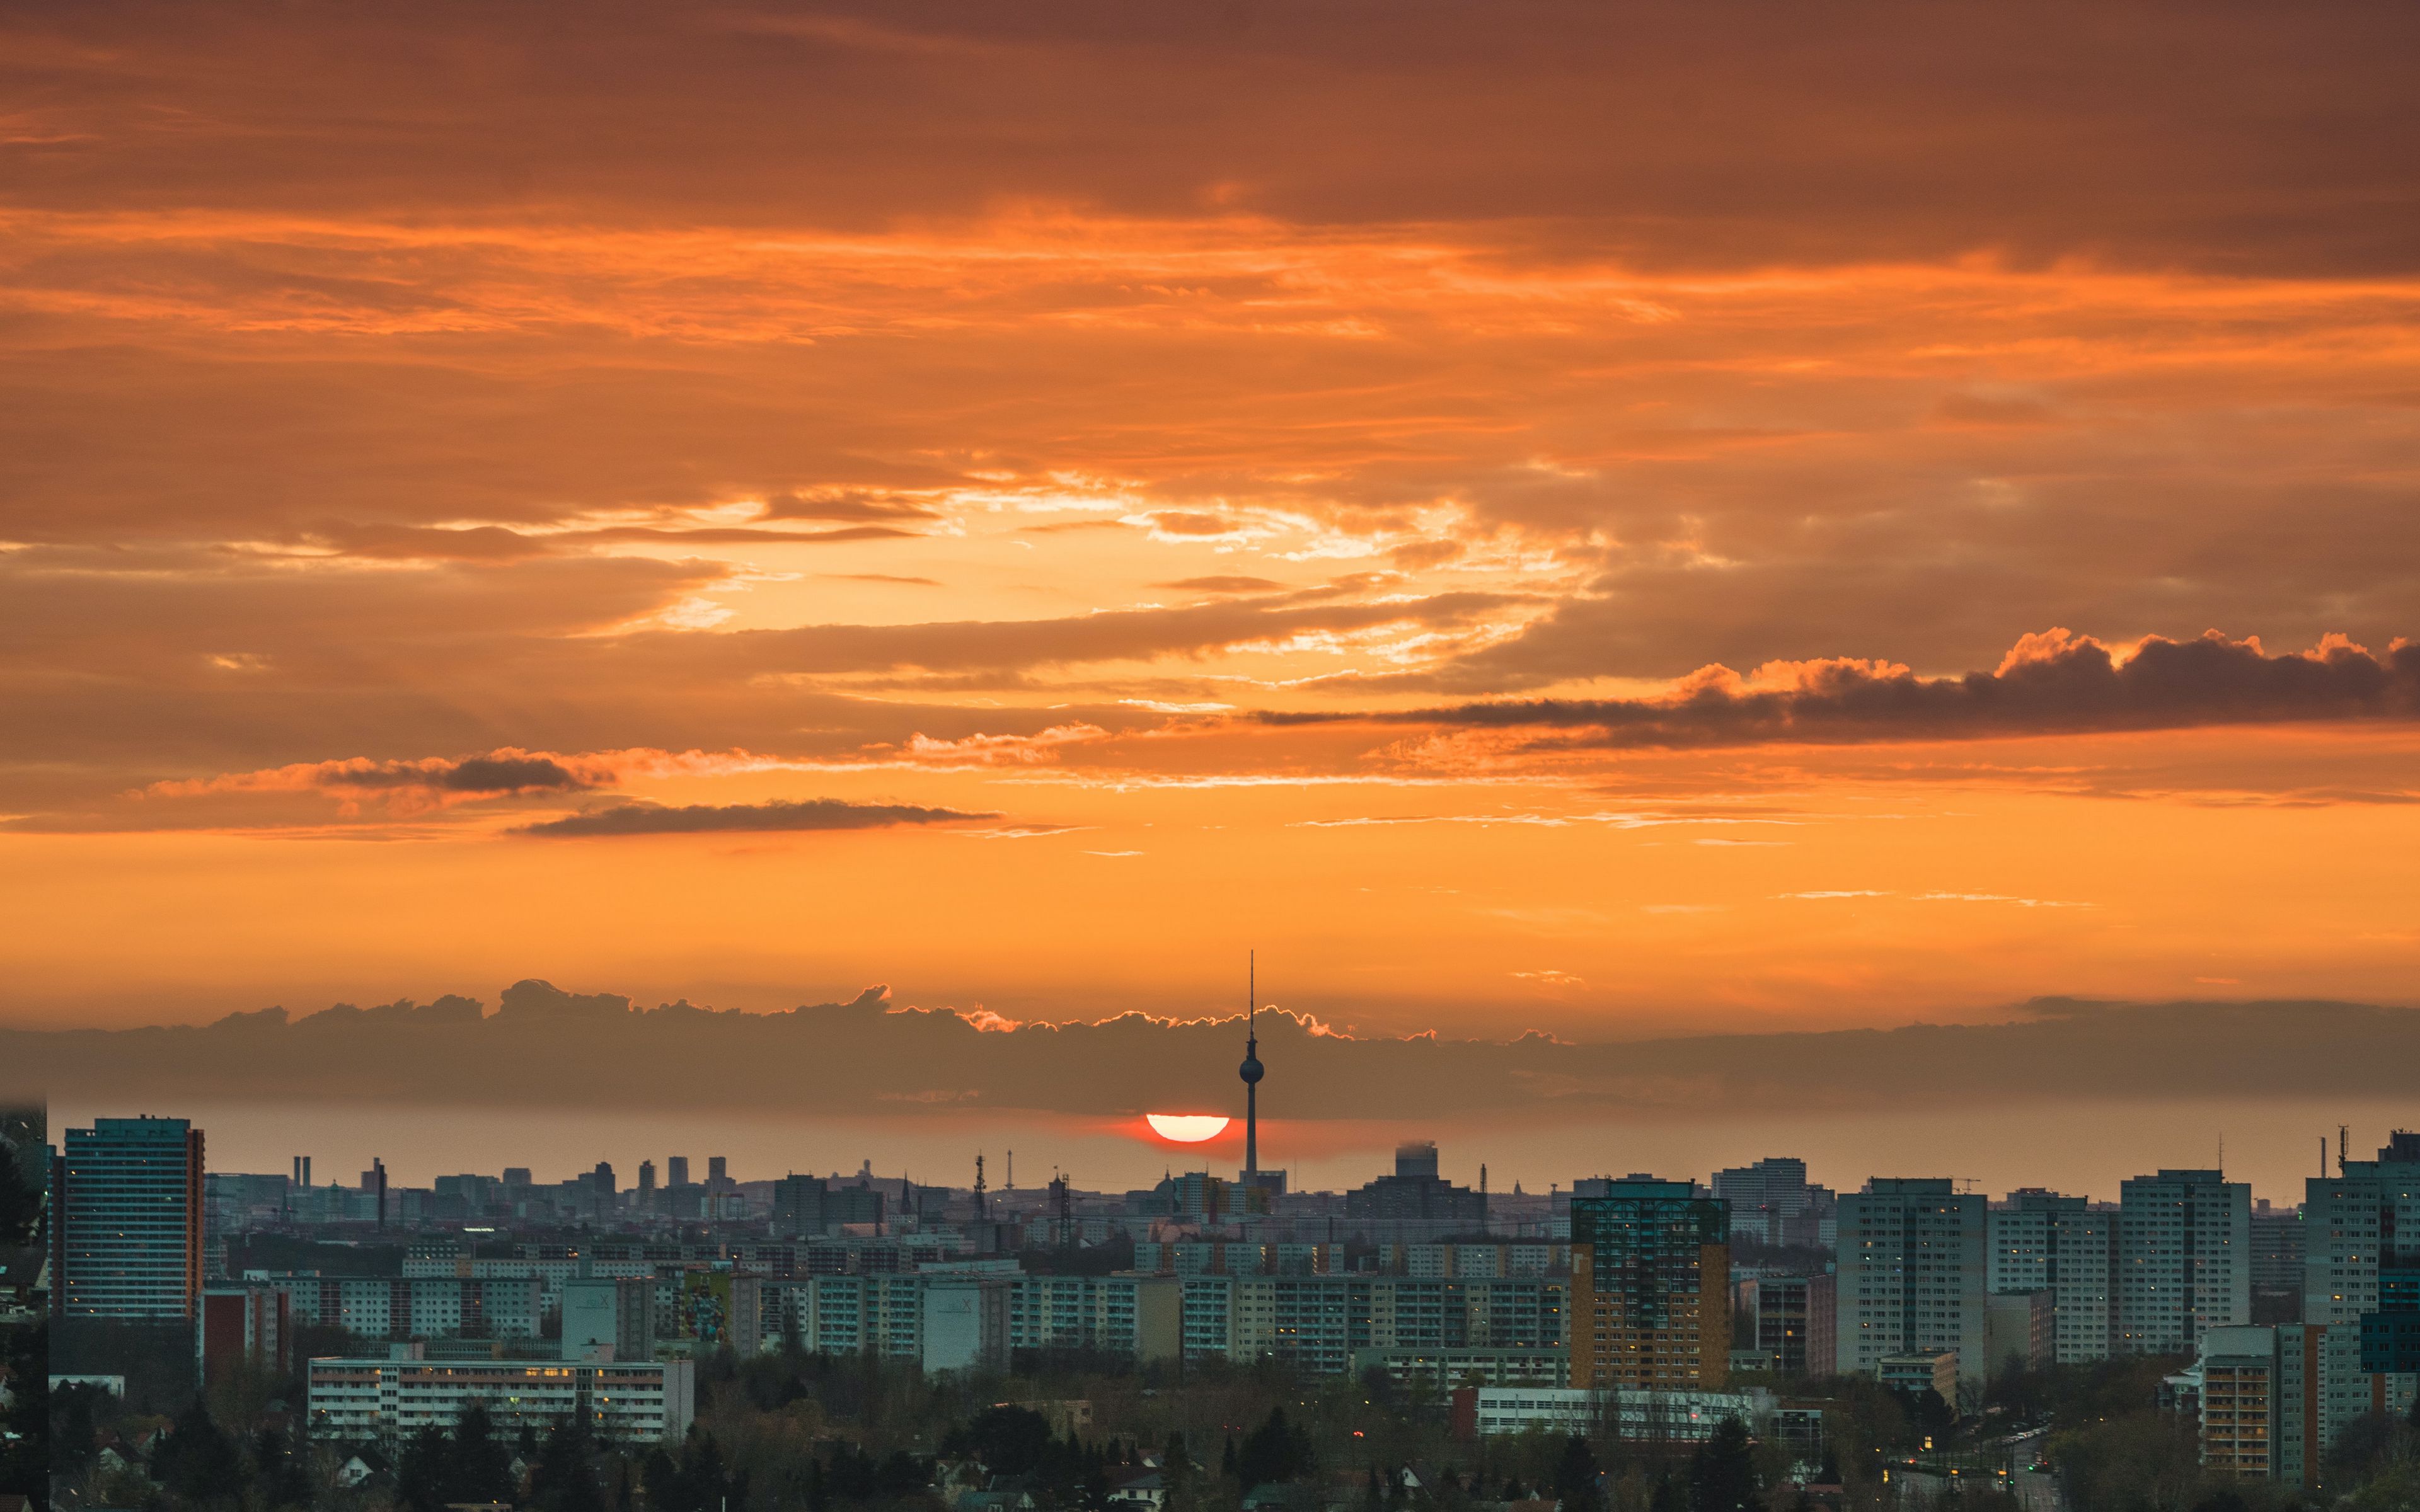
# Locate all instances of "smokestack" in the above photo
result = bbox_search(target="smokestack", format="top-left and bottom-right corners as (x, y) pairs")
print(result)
(2340, 1125), (2349, 1176)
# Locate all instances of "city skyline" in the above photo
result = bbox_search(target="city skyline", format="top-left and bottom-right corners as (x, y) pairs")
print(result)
(11, 4), (2420, 1504)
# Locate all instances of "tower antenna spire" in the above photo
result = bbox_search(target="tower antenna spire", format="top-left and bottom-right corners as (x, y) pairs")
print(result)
(1240, 950), (1264, 1182)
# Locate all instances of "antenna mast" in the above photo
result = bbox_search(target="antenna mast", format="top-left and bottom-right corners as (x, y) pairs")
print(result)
(1240, 949), (1264, 1182)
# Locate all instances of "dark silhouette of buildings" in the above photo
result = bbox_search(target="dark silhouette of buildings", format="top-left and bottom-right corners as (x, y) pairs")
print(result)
(1345, 1141), (1488, 1222)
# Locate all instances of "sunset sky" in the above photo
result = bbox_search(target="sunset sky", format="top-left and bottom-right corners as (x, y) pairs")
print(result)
(5, 1), (2419, 1069)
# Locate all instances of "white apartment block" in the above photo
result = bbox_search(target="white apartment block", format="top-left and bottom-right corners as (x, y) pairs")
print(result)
(2118, 1170), (2250, 1356)
(761, 1272), (1175, 1371)
(1988, 1191), (2116, 1363)
(306, 1356), (694, 1445)
(1005, 1274), (1181, 1360)
(2302, 1145), (2420, 1327)
(1175, 1274), (1567, 1375)
(2176, 1321), (2417, 1488)
(251, 1274), (542, 1341)
(1464, 1385), (1772, 1443)
(1835, 1179), (1988, 1383)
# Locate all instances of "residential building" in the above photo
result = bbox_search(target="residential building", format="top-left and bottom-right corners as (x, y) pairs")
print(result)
(2192, 1326), (2279, 1480)
(306, 1354), (694, 1445)
(562, 1276), (655, 1361)
(1174, 1274), (1564, 1374)
(1877, 1351), (1958, 1408)
(1568, 1178), (1729, 1390)
(1835, 1178), (1988, 1383)
(2305, 1132), (2419, 1329)
(1006, 1273), (1182, 1361)
(55, 1116), (205, 1320)
(2174, 1320), (2414, 1489)
(773, 1175), (829, 1236)
(1984, 1290), (2054, 1376)
(259, 1274), (543, 1341)
(1710, 1159), (1837, 1248)
(1988, 1189), (2116, 1363)
(1362, 1346), (1568, 1388)
(198, 1286), (291, 1384)
(1733, 1274), (1834, 1377)
(2249, 1201), (2304, 1294)
(2300, 1131), (2420, 1474)
(2118, 1170), (2250, 1355)
(921, 1276), (1010, 1372)
(1452, 1383), (1773, 1443)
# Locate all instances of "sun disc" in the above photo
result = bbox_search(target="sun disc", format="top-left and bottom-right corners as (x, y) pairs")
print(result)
(1144, 1113), (1231, 1143)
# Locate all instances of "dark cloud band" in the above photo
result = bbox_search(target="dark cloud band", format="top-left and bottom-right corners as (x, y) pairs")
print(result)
(1263, 630), (2420, 748)
(513, 796), (994, 837)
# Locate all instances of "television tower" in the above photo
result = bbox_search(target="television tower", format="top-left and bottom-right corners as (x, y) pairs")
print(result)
(1240, 951), (1264, 1181)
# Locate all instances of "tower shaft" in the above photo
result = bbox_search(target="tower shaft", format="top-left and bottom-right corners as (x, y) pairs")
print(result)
(1241, 951), (1262, 1182)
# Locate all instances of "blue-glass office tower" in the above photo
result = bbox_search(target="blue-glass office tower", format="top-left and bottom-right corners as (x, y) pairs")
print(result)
(54, 1115), (205, 1319)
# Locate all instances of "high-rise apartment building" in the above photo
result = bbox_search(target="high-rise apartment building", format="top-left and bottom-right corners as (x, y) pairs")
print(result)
(2249, 1200), (2305, 1293)
(2118, 1169), (2250, 1355)
(1734, 1273), (1835, 1376)
(1988, 1189), (2116, 1363)
(2179, 1319), (2416, 1489)
(198, 1285), (291, 1384)
(1168, 1273), (1566, 1376)
(562, 1275), (657, 1361)
(1835, 1177), (1987, 1383)
(2305, 1131), (2420, 1461)
(666, 1156), (691, 1188)
(1712, 1158), (1837, 1247)
(2305, 1133), (2419, 1329)
(55, 1116), (205, 1320)
(1568, 1178), (1729, 1390)
(2189, 1326), (2279, 1480)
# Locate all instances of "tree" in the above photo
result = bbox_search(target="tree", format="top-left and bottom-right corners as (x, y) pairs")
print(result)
(153, 1395), (248, 1505)
(950, 1404), (1055, 1479)
(1163, 1431), (1198, 1512)
(252, 1428), (315, 1511)
(11, 1329), (66, 1499)
(1236, 1407), (1314, 1487)
(530, 1421), (607, 1512)
(1686, 1421), (1757, 1512)
(451, 1401), (518, 1506)
(399, 1424), (454, 1512)
(1550, 1436), (1602, 1512)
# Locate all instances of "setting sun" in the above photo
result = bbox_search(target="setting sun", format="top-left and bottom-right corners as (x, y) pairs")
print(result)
(1144, 1114), (1232, 1144)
